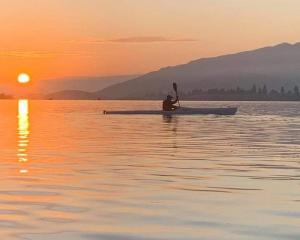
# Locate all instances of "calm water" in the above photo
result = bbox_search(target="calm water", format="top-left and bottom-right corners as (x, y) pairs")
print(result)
(0, 100), (299, 240)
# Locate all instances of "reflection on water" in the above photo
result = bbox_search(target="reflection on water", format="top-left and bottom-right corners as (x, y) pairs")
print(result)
(0, 100), (299, 240)
(17, 100), (29, 173)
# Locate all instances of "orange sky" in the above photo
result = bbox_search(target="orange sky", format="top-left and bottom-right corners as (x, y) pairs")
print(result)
(1, 0), (300, 89)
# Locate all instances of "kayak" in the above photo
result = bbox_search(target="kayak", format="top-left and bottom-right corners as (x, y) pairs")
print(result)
(103, 107), (238, 115)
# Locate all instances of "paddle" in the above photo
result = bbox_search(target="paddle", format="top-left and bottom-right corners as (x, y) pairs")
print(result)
(173, 82), (180, 107)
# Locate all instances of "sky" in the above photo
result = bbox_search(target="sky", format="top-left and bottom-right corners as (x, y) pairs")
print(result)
(1, 0), (300, 88)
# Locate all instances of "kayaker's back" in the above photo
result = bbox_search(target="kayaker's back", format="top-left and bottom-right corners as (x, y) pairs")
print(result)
(162, 95), (178, 111)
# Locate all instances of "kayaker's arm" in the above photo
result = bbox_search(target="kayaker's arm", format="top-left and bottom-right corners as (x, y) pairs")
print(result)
(171, 96), (179, 105)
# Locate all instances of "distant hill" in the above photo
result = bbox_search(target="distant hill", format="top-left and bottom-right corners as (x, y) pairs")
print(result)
(37, 75), (139, 93)
(45, 90), (96, 100)
(97, 43), (300, 99)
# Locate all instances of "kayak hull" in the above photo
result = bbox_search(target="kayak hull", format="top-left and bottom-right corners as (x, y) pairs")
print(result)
(103, 107), (238, 115)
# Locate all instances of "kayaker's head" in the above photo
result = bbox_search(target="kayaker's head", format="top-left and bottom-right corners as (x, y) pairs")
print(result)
(166, 95), (173, 101)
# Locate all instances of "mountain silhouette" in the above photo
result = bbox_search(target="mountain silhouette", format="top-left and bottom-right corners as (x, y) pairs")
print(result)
(45, 90), (97, 100)
(98, 42), (300, 99)
(38, 75), (139, 93)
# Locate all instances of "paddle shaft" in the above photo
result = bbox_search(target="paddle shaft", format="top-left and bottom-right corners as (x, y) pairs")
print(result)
(173, 83), (181, 107)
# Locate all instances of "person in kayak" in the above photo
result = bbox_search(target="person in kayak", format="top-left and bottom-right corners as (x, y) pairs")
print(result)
(162, 95), (179, 111)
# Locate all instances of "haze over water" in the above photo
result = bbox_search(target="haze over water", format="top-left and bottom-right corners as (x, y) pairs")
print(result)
(0, 100), (299, 240)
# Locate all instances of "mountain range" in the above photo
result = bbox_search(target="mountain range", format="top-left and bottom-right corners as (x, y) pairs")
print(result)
(37, 75), (139, 93)
(26, 42), (300, 100)
(97, 42), (300, 99)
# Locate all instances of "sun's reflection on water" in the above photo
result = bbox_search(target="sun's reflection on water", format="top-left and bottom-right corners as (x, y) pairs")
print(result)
(18, 99), (30, 173)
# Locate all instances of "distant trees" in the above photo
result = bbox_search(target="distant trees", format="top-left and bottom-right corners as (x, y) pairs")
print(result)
(262, 85), (268, 95)
(294, 85), (299, 96)
(251, 84), (257, 93)
(0, 93), (12, 99)
(181, 84), (300, 101)
(144, 84), (300, 101)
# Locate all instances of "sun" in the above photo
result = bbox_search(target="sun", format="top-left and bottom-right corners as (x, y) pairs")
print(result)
(18, 73), (31, 84)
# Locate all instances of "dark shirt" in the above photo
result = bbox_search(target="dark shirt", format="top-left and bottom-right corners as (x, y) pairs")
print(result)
(162, 97), (178, 111)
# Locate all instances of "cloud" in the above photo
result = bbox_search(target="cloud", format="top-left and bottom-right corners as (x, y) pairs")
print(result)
(108, 36), (199, 43)
(0, 51), (54, 58)
(0, 50), (91, 59)
(71, 36), (199, 44)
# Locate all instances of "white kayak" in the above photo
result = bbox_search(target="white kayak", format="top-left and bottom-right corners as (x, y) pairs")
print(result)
(103, 107), (238, 115)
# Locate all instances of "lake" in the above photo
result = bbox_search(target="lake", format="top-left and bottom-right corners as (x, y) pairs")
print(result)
(0, 100), (299, 240)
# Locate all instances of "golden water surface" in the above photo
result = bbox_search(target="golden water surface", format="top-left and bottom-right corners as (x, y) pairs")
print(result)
(0, 100), (299, 240)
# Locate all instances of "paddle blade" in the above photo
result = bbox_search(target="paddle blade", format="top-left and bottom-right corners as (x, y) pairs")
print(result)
(173, 82), (178, 93)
